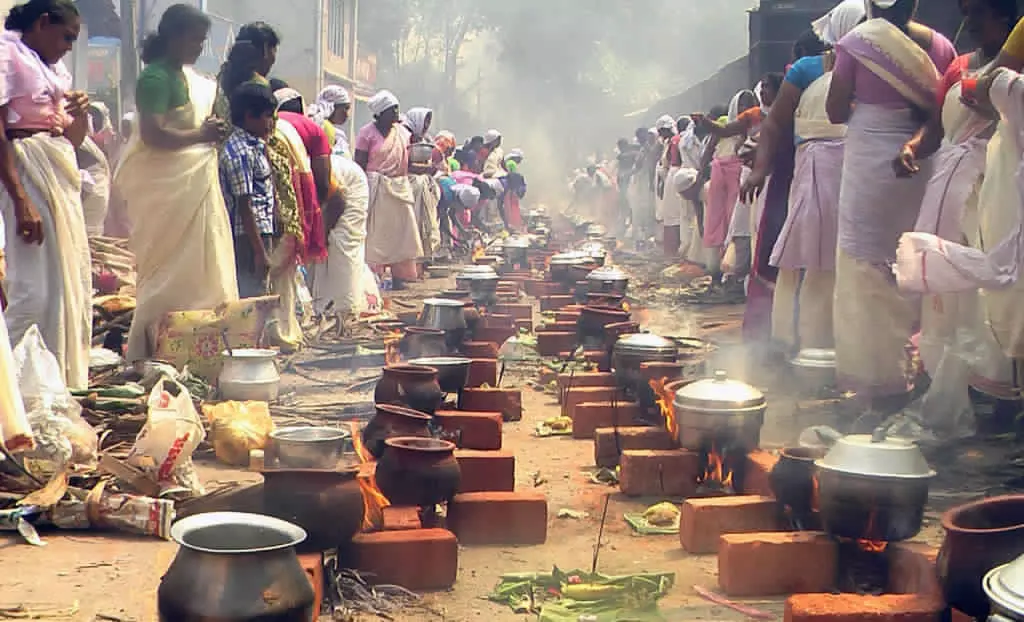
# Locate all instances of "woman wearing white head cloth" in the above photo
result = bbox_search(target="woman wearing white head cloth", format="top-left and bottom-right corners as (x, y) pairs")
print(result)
(652, 115), (677, 237)
(823, 0), (956, 415)
(739, 0), (865, 356)
(354, 89), (421, 287)
(308, 85), (352, 158)
(401, 106), (441, 259)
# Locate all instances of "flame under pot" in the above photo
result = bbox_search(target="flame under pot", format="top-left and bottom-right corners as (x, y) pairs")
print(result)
(261, 468), (365, 552)
(673, 371), (766, 453)
(375, 437), (462, 508)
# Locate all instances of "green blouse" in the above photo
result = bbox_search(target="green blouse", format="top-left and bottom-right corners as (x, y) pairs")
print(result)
(136, 60), (191, 115)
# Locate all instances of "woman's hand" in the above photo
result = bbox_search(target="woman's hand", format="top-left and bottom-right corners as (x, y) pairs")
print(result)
(64, 91), (90, 118)
(199, 117), (231, 143)
(13, 196), (43, 244)
(740, 172), (766, 204)
(893, 143), (920, 177)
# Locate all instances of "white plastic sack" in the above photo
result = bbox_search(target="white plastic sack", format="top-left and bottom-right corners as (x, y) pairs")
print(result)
(130, 378), (205, 495)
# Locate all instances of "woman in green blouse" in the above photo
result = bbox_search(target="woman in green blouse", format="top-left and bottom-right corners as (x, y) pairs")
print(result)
(115, 3), (237, 365)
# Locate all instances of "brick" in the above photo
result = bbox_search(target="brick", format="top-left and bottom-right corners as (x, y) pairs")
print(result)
(742, 450), (780, 497)
(784, 594), (944, 622)
(526, 280), (566, 297)
(515, 318), (532, 333)
(619, 449), (700, 497)
(888, 543), (941, 600)
(381, 506), (422, 531)
(558, 350), (612, 372)
(536, 321), (578, 333)
(298, 552), (323, 622)
(492, 303), (532, 321)
(554, 310), (582, 322)
(564, 386), (625, 417)
(347, 529), (457, 591)
(718, 531), (837, 596)
(594, 426), (673, 467)
(472, 326), (516, 348)
(572, 401), (642, 439)
(679, 495), (782, 553)
(482, 313), (515, 329)
(537, 331), (577, 356)
(462, 341), (499, 358)
(540, 295), (575, 311)
(434, 410), (503, 450)
(455, 449), (515, 493)
(447, 492), (548, 545)
(466, 358), (498, 388)
(461, 387), (523, 422)
(950, 610), (973, 622)
(557, 372), (617, 403)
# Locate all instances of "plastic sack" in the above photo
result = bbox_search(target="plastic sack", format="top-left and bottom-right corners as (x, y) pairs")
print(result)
(202, 401), (274, 467)
(12, 326), (97, 473)
(130, 378), (205, 495)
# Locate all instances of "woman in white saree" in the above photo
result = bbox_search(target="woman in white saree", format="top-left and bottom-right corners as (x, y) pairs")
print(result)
(116, 4), (236, 364)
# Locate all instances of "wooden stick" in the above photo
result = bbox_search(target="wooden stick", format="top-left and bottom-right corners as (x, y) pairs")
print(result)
(591, 493), (611, 574)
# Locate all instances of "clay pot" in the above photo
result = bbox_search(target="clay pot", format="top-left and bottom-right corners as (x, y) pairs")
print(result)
(462, 302), (482, 342)
(374, 364), (443, 415)
(938, 494), (1024, 619)
(768, 447), (826, 530)
(361, 403), (433, 459)
(587, 293), (625, 309)
(399, 327), (447, 359)
(375, 437), (461, 508)
(261, 467), (365, 552)
(578, 305), (631, 349)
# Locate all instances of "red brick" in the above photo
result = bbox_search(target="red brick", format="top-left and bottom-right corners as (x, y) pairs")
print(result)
(619, 449), (700, 497)
(679, 495), (782, 553)
(381, 506), (422, 531)
(718, 531), (837, 596)
(564, 386), (625, 417)
(540, 295), (575, 311)
(526, 280), (566, 297)
(593, 426), (673, 467)
(434, 410), (503, 450)
(492, 303), (532, 321)
(482, 313), (515, 328)
(557, 372), (616, 402)
(572, 401), (642, 439)
(536, 321), (578, 333)
(460, 387), (523, 422)
(554, 310), (582, 322)
(537, 331), (577, 356)
(466, 358), (498, 388)
(888, 543), (941, 600)
(455, 449), (515, 493)
(298, 552), (323, 622)
(784, 594), (944, 622)
(950, 610), (973, 622)
(515, 318), (532, 333)
(462, 341), (499, 358)
(348, 529), (457, 590)
(558, 350), (611, 371)
(447, 492), (548, 545)
(742, 449), (780, 497)
(472, 326), (517, 348)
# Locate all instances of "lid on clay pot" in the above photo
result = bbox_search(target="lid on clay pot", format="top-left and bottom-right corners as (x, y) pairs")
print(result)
(790, 348), (836, 370)
(587, 265), (629, 282)
(422, 297), (466, 308)
(504, 235), (531, 248)
(673, 370), (765, 413)
(456, 265), (499, 281)
(815, 428), (935, 479)
(550, 251), (589, 265)
(985, 553), (1024, 617)
(613, 333), (676, 356)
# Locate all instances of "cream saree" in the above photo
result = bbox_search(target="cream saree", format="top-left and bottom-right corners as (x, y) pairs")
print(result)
(116, 67), (238, 364)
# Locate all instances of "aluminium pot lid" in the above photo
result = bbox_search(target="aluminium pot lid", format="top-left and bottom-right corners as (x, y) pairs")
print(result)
(613, 333), (676, 355)
(587, 266), (629, 282)
(578, 241), (608, 257)
(422, 297), (467, 308)
(985, 554), (1024, 617)
(457, 266), (499, 280)
(790, 348), (837, 369)
(550, 251), (589, 265)
(815, 430), (935, 479)
(673, 370), (765, 411)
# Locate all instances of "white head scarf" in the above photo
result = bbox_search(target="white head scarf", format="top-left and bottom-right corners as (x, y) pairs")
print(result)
(484, 129), (501, 145)
(308, 85), (351, 126)
(368, 89), (400, 116)
(274, 87), (302, 108)
(672, 167), (699, 193)
(727, 90), (756, 122)
(405, 107), (433, 138)
(505, 148), (524, 162)
(453, 184), (480, 207)
(815, 0), (868, 45)
(864, 0), (899, 16)
(655, 115), (675, 132)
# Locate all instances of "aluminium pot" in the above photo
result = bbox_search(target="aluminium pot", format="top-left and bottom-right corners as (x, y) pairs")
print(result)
(790, 348), (837, 392)
(261, 467), (365, 552)
(408, 356), (472, 394)
(938, 495), (1024, 619)
(587, 265), (629, 297)
(549, 251), (590, 284)
(219, 348), (280, 402)
(158, 512), (314, 622)
(374, 364), (444, 415)
(266, 426), (351, 469)
(612, 333), (677, 399)
(814, 428), (935, 542)
(577, 241), (608, 267)
(984, 553), (1024, 621)
(375, 437), (461, 509)
(673, 370), (766, 452)
(455, 265), (500, 306)
(361, 403), (433, 459)
(400, 326), (448, 359)
(502, 235), (531, 269)
(419, 297), (468, 350)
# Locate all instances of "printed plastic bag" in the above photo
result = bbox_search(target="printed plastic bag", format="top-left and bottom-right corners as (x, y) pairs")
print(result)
(130, 378), (206, 496)
(12, 326), (97, 473)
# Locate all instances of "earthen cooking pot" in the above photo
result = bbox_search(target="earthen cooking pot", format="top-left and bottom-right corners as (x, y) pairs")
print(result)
(374, 364), (443, 415)
(361, 403), (433, 459)
(261, 467), (365, 553)
(375, 437), (461, 509)
(768, 447), (826, 530)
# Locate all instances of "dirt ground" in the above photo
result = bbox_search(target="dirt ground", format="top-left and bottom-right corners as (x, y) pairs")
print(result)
(0, 263), (1013, 622)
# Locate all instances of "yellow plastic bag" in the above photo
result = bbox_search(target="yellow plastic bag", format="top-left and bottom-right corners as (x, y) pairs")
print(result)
(202, 401), (274, 467)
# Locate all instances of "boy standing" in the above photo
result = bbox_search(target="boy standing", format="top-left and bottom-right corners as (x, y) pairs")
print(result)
(219, 83), (279, 297)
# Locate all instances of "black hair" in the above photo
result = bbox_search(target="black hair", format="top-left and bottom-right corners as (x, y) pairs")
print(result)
(230, 82), (277, 127)
(5, 0), (78, 32)
(873, 0), (918, 27)
(761, 72), (785, 93)
(236, 21), (280, 51)
(220, 40), (263, 99)
(962, 0), (1019, 25)
(86, 106), (104, 130)
(140, 3), (210, 64)
(708, 105), (728, 119)
(468, 136), (484, 148)
(676, 116), (691, 133)
(278, 95), (303, 114)
(793, 29), (828, 60)
(268, 77), (288, 91)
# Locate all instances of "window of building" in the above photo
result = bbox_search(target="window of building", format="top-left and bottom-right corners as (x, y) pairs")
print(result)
(328, 0), (346, 57)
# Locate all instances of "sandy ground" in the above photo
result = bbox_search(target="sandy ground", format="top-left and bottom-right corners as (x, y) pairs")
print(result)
(0, 268), (953, 622)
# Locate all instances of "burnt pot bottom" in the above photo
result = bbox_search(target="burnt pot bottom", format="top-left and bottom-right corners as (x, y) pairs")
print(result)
(817, 469), (928, 542)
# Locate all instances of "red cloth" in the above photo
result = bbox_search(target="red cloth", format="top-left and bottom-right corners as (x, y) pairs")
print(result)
(937, 54), (971, 108)
(279, 111), (329, 262)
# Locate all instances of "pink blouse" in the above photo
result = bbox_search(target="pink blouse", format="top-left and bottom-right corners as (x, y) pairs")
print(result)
(355, 122), (410, 176)
(0, 31), (72, 131)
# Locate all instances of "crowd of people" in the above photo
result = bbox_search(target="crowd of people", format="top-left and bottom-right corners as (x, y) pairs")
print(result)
(0, 0), (530, 395)
(588, 0), (1024, 434)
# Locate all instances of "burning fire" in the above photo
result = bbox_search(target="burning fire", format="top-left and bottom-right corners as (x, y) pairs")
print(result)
(857, 506), (888, 553)
(648, 377), (679, 442)
(349, 422), (391, 530)
(811, 474), (820, 511)
(472, 244), (486, 262)
(622, 300), (631, 313)
(383, 329), (402, 366)
(700, 444), (734, 492)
